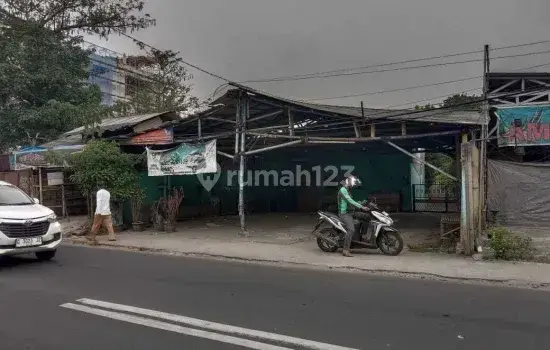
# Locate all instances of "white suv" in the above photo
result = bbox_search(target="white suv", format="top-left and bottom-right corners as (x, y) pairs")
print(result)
(0, 181), (62, 260)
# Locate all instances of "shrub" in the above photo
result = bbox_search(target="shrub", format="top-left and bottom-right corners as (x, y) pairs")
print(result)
(488, 227), (535, 261)
(70, 140), (142, 201)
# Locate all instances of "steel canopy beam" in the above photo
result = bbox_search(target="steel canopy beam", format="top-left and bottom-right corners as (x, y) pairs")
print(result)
(385, 141), (458, 182)
(247, 109), (283, 123)
(245, 140), (303, 156)
(247, 129), (460, 143)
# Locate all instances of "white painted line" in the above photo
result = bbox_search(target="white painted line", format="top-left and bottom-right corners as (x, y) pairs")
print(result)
(61, 303), (292, 350)
(77, 298), (358, 350)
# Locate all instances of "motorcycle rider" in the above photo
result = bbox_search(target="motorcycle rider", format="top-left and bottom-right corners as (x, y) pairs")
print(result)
(338, 175), (369, 257)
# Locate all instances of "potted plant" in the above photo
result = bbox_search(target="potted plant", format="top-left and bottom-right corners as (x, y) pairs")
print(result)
(151, 199), (164, 231)
(131, 189), (146, 232)
(162, 188), (184, 232)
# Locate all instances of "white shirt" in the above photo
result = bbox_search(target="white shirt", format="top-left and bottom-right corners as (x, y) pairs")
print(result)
(95, 189), (111, 215)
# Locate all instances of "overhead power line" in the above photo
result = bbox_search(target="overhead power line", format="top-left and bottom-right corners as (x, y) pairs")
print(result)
(242, 48), (550, 83)
(304, 60), (550, 106)
(120, 33), (234, 83)
(240, 39), (550, 84)
(302, 76), (483, 102)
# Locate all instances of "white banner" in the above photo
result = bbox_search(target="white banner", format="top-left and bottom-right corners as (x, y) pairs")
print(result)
(146, 140), (217, 176)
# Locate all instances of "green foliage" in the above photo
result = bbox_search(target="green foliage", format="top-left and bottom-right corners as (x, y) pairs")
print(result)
(425, 153), (456, 189)
(0, 21), (108, 149)
(70, 140), (140, 201)
(488, 227), (535, 261)
(415, 93), (482, 111)
(111, 49), (198, 116)
(414, 93), (482, 190)
(0, 0), (155, 38)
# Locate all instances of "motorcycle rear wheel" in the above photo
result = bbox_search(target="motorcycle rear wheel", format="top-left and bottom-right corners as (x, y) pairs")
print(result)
(377, 230), (404, 256)
(316, 228), (339, 253)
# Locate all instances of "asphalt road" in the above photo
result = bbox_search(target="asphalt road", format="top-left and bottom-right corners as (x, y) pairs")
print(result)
(1, 246), (550, 350)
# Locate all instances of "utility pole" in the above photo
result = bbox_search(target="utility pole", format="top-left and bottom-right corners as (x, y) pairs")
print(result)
(479, 45), (490, 236)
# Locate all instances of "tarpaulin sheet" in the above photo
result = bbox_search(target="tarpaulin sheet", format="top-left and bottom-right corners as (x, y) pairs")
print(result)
(488, 159), (550, 226)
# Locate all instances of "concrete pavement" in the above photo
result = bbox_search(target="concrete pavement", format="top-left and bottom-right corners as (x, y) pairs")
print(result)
(69, 230), (550, 289)
(2, 245), (550, 349)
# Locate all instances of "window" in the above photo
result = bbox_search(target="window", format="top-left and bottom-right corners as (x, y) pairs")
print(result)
(0, 185), (33, 205)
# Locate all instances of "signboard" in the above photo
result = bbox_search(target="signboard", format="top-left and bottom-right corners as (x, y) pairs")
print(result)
(12, 145), (85, 170)
(47, 172), (64, 186)
(146, 140), (217, 176)
(496, 105), (550, 147)
(130, 128), (173, 145)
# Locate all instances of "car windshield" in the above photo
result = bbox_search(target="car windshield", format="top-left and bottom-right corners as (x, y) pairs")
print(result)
(0, 185), (34, 205)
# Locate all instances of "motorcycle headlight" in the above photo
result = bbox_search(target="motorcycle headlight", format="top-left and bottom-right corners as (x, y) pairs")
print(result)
(47, 213), (58, 223)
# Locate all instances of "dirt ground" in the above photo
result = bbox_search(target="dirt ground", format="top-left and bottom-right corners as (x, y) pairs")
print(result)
(62, 212), (444, 248)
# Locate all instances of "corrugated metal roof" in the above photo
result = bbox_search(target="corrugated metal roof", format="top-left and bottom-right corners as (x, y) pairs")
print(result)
(63, 111), (180, 136)
(209, 83), (483, 125)
(41, 135), (83, 148)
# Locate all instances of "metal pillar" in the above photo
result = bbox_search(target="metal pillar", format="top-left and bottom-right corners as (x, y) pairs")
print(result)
(237, 91), (248, 236)
(288, 109), (295, 136)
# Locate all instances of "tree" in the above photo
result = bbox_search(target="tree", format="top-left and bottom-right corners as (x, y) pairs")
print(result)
(442, 93), (482, 110)
(112, 49), (199, 116)
(0, 0), (155, 37)
(414, 93), (482, 111)
(70, 140), (141, 201)
(0, 21), (109, 149)
(413, 93), (482, 191)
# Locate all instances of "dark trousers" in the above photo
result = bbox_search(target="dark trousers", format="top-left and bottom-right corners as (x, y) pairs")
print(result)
(339, 213), (355, 250)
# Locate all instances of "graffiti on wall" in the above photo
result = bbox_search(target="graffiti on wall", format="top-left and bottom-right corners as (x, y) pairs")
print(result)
(496, 105), (550, 147)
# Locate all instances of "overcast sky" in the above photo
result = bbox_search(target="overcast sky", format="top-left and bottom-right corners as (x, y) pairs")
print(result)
(85, 0), (550, 109)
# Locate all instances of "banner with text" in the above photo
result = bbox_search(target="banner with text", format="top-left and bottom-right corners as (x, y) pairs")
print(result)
(496, 105), (550, 147)
(146, 140), (217, 176)
(130, 128), (173, 145)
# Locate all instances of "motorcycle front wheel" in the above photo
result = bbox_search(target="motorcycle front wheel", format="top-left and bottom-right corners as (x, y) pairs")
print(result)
(316, 228), (339, 253)
(377, 230), (404, 256)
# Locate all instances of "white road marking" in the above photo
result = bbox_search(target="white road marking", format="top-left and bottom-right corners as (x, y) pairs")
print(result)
(61, 303), (292, 350)
(75, 298), (359, 350)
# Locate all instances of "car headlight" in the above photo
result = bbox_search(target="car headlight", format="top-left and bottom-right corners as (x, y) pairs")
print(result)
(47, 213), (58, 223)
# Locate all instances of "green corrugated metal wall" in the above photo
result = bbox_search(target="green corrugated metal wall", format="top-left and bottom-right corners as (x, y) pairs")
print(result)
(130, 148), (412, 222)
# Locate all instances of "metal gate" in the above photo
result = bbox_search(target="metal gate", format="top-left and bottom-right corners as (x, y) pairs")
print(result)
(412, 183), (459, 213)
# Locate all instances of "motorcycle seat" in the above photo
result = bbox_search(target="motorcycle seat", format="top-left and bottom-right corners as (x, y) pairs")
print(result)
(319, 211), (340, 221)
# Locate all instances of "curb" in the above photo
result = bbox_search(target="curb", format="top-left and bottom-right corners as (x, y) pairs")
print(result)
(63, 240), (550, 290)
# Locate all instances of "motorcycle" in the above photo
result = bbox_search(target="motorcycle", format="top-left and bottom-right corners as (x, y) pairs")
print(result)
(311, 201), (404, 256)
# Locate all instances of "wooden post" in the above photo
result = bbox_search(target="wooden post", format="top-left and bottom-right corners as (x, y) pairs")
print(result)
(370, 124), (376, 138)
(401, 122), (406, 136)
(479, 44), (490, 232)
(62, 184), (70, 222)
(460, 140), (477, 256)
(38, 167), (43, 204)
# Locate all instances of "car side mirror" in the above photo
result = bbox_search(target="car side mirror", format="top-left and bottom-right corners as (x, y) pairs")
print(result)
(33, 198), (40, 204)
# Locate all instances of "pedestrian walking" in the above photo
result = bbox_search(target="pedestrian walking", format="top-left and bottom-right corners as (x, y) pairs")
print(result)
(87, 187), (116, 243)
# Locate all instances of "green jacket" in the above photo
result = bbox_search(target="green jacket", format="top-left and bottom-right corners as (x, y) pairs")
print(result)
(337, 186), (363, 214)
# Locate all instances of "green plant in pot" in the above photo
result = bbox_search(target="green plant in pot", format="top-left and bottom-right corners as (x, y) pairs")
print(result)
(162, 188), (184, 232)
(131, 189), (146, 232)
